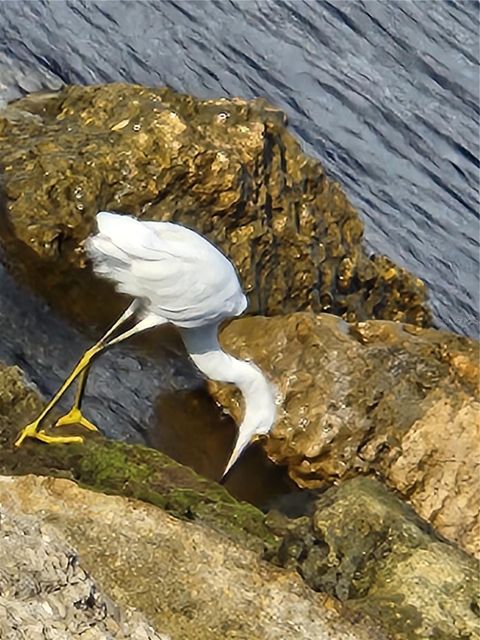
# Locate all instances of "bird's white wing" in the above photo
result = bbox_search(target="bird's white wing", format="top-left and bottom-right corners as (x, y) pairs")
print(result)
(87, 212), (247, 327)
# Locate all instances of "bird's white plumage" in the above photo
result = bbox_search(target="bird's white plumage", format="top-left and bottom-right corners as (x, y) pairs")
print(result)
(87, 211), (247, 328)
(86, 211), (277, 477)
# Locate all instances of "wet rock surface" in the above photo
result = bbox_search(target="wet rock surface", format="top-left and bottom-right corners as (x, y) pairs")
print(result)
(0, 84), (431, 328)
(0, 2), (478, 338)
(213, 312), (479, 557)
(268, 476), (480, 640)
(0, 507), (168, 640)
(0, 474), (387, 640)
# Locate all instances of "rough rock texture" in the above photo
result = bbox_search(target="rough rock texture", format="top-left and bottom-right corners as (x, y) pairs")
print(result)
(0, 361), (275, 552)
(2, 360), (479, 638)
(0, 475), (386, 640)
(268, 477), (480, 640)
(387, 391), (480, 560)
(212, 312), (480, 557)
(0, 509), (169, 640)
(0, 83), (430, 328)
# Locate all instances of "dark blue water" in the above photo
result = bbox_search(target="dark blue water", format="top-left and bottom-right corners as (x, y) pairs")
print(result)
(0, 0), (478, 337)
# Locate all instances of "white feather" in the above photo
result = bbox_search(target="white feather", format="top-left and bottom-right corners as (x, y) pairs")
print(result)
(87, 212), (247, 328)
(87, 210), (276, 477)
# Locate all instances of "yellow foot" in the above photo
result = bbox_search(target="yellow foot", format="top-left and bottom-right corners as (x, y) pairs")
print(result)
(53, 407), (99, 432)
(14, 421), (84, 447)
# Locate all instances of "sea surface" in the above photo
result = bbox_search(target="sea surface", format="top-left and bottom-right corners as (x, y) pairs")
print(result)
(0, 0), (478, 503)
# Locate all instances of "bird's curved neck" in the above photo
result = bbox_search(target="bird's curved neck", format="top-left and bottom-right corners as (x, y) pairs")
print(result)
(179, 324), (276, 434)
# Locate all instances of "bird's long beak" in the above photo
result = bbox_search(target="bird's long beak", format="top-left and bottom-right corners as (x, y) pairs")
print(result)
(222, 432), (263, 479)
(222, 448), (244, 479)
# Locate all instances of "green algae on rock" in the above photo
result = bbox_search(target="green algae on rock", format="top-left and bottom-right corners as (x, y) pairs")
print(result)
(0, 361), (275, 552)
(268, 476), (480, 640)
(212, 312), (480, 558)
(0, 475), (388, 640)
(2, 360), (479, 639)
(0, 83), (431, 329)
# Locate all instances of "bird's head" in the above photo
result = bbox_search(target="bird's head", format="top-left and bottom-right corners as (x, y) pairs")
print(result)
(178, 326), (278, 480)
(222, 364), (278, 478)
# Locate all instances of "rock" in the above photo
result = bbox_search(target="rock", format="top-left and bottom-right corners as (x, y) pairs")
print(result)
(0, 361), (274, 552)
(212, 312), (479, 557)
(0, 84), (430, 328)
(386, 391), (480, 561)
(0, 507), (169, 640)
(269, 476), (480, 640)
(0, 474), (386, 640)
(2, 359), (477, 639)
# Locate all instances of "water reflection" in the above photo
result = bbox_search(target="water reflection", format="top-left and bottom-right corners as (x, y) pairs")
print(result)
(150, 386), (294, 507)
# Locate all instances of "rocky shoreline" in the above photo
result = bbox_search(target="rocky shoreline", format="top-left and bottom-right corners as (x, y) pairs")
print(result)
(0, 84), (478, 639)
(0, 84), (430, 328)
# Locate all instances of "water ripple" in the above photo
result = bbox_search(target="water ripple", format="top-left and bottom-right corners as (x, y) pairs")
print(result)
(0, 0), (478, 336)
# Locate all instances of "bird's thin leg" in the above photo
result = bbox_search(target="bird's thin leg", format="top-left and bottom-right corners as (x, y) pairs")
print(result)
(97, 314), (162, 347)
(14, 301), (141, 447)
(52, 367), (97, 432)
(53, 301), (141, 432)
(14, 344), (104, 447)
(95, 299), (143, 343)
(52, 314), (161, 433)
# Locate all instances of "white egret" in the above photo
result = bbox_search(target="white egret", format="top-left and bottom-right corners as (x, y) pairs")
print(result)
(15, 211), (277, 476)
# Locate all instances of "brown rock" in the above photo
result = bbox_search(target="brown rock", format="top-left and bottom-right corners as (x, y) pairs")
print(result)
(269, 476), (480, 640)
(212, 312), (479, 557)
(387, 395), (480, 558)
(1, 351), (477, 638)
(0, 474), (386, 640)
(0, 84), (430, 328)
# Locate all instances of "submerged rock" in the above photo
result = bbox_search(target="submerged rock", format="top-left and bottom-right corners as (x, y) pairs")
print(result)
(0, 475), (387, 640)
(0, 83), (430, 328)
(212, 312), (479, 557)
(269, 476), (480, 640)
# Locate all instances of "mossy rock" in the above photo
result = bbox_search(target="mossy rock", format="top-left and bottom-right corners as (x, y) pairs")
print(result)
(2, 360), (478, 639)
(269, 476), (480, 640)
(0, 361), (276, 552)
